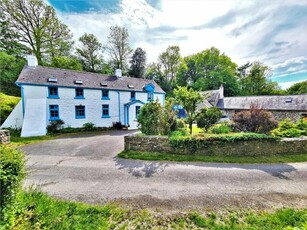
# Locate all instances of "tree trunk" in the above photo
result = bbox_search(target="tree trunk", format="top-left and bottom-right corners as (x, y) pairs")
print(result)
(189, 121), (193, 135)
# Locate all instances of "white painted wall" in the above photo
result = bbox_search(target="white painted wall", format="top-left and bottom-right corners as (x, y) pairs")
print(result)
(0, 100), (23, 129)
(18, 85), (165, 134)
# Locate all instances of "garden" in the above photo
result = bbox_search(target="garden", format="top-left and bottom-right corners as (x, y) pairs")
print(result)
(120, 86), (307, 163)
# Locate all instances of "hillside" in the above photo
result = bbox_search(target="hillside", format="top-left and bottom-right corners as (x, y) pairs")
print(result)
(0, 92), (20, 126)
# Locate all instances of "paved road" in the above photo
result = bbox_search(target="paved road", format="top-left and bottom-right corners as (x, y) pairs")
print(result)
(22, 131), (307, 210)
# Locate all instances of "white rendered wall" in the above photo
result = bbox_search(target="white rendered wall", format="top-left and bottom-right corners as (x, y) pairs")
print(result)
(21, 85), (165, 130)
(0, 100), (23, 129)
(21, 98), (47, 137)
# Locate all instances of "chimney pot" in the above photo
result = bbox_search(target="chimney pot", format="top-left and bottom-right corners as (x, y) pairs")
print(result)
(219, 84), (224, 99)
(26, 55), (38, 68)
(115, 69), (122, 78)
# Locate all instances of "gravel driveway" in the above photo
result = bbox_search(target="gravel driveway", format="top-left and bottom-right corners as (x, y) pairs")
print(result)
(22, 130), (307, 211)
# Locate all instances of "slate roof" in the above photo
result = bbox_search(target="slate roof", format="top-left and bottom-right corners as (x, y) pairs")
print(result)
(217, 95), (307, 111)
(16, 66), (165, 93)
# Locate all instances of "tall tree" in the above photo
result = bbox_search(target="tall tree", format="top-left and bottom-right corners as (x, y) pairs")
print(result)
(76, 33), (103, 72)
(176, 47), (239, 96)
(159, 45), (181, 87)
(240, 61), (282, 95)
(106, 25), (132, 72)
(0, 12), (27, 57)
(50, 56), (82, 71)
(129, 47), (146, 78)
(0, 0), (73, 64)
(174, 86), (203, 135)
(286, 80), (307, 95)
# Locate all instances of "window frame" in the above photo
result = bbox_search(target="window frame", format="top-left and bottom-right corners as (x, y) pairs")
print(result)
(102, 104), (110, 118)
(102, 89), (110, 100)
(48, 86), (59, 99)
(130, 91), (136, 100)
(75, 105), (85, 119)
(147, 92), (154, 101)
(75, 88), (84, 99)
(135, 105), (141, 119)
(49, 104), (60, 120)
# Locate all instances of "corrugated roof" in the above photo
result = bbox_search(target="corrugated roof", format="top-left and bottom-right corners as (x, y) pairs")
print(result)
(217, 95), (307, 111)
(16, 66), (165, 93)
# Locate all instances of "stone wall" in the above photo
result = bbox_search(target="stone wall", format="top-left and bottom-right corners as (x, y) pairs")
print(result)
(0, 130), (10, 144)
(124, 135), (307, 156)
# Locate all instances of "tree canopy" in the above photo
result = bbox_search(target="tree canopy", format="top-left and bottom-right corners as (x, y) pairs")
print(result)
(286, 80), (307, 95)
(129, 47), (146, 78)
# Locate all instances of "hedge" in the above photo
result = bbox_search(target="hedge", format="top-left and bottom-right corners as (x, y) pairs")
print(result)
(169, 133), (279, 151)
(0, 145), (25, 228)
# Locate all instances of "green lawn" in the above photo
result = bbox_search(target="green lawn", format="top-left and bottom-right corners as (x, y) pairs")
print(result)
(10, 189), (307, 229)
(118, 151), (307, 164)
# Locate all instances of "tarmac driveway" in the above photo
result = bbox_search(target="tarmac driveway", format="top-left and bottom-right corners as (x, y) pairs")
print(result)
(22, 130), (307, 210)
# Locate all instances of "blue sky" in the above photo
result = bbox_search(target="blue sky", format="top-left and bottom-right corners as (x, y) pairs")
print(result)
(47, 0), (307, 89)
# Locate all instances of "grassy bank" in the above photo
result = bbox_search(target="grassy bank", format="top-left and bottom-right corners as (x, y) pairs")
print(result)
(118, 151), (307, 164)
(11, 190), (307, 229)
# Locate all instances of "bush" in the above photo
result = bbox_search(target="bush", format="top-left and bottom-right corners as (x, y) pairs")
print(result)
(113, 122), (123, 130)
(233, 102), (278, 134)
(196, 107), (223, 132)
(210, 123), (232, 134)
(82, 122), (95, 131)
(271, 118), (306, 137)
(169, 133), (278, 151)
(46, 120), (64, 133)
(0, 146), (25, 228)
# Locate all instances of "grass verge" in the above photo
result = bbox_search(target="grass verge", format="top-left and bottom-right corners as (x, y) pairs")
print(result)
(118, 151), (307, 164)
(10, 189), (307, 229)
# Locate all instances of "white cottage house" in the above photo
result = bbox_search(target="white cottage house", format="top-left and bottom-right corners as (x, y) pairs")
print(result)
(1, 56), (165, 137)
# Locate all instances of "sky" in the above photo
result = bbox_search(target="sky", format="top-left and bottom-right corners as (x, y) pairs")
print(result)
(47, 0), (307, 89)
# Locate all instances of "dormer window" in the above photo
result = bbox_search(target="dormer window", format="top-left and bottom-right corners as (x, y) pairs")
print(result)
(285, 98), (292, 103)
(74, 80), (83, 84)
(48, 77), (57, 83)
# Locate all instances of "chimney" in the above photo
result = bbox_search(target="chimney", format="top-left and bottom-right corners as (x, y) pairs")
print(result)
(115, 69), (122, 79)
(26, 55), (38, 68)
(219, 84), (224, 99)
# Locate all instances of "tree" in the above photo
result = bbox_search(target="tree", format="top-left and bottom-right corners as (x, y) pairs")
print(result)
(0, 51), (25, 96)
(287, 80), (307, 95)
(137, 101), (162, 135)
(232, 102), (278, 134)
(76, 33), (103, 72)
(0, 12), (27, 57)
(239, 61), (282, 95)
(196, 107), (222, 132)
(174, 86), (203, 134)
(50, 56), (82, 71)
(129, 47), (146, 78)
(0, 0), (74, 64)
(106, 25), (132, 72)
(159, 45), (181, 87)
(176, 47), (239, 96)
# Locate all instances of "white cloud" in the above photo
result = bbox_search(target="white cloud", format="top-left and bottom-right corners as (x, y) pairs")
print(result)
(52, 0), (307, 82)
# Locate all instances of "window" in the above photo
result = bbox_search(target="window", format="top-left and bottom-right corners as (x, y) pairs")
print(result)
(147, 92), (153, 101)
(75, 105), (85, 119)
(102, 104), (110, 118)
(102, 89), (109, 99)
(136, 106), (141, 118)
(48, 87), (59, 98)
(49, 105), (59, 120)
(131, 91), (136, 100)
(75, 88), (84, 99)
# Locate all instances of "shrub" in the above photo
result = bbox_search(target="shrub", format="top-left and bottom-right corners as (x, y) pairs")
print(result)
(82, 122), (95, 131)
(113, 121), (123, 130)
(210, 123), (231, 134)
(232, 102), (278, 134)
(0, 146), (25, 228)
(196, 107), (223, 132)
(46, 120), (64, 133)
(271, 118), (305, 137)
(169, 133), (278, 151)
